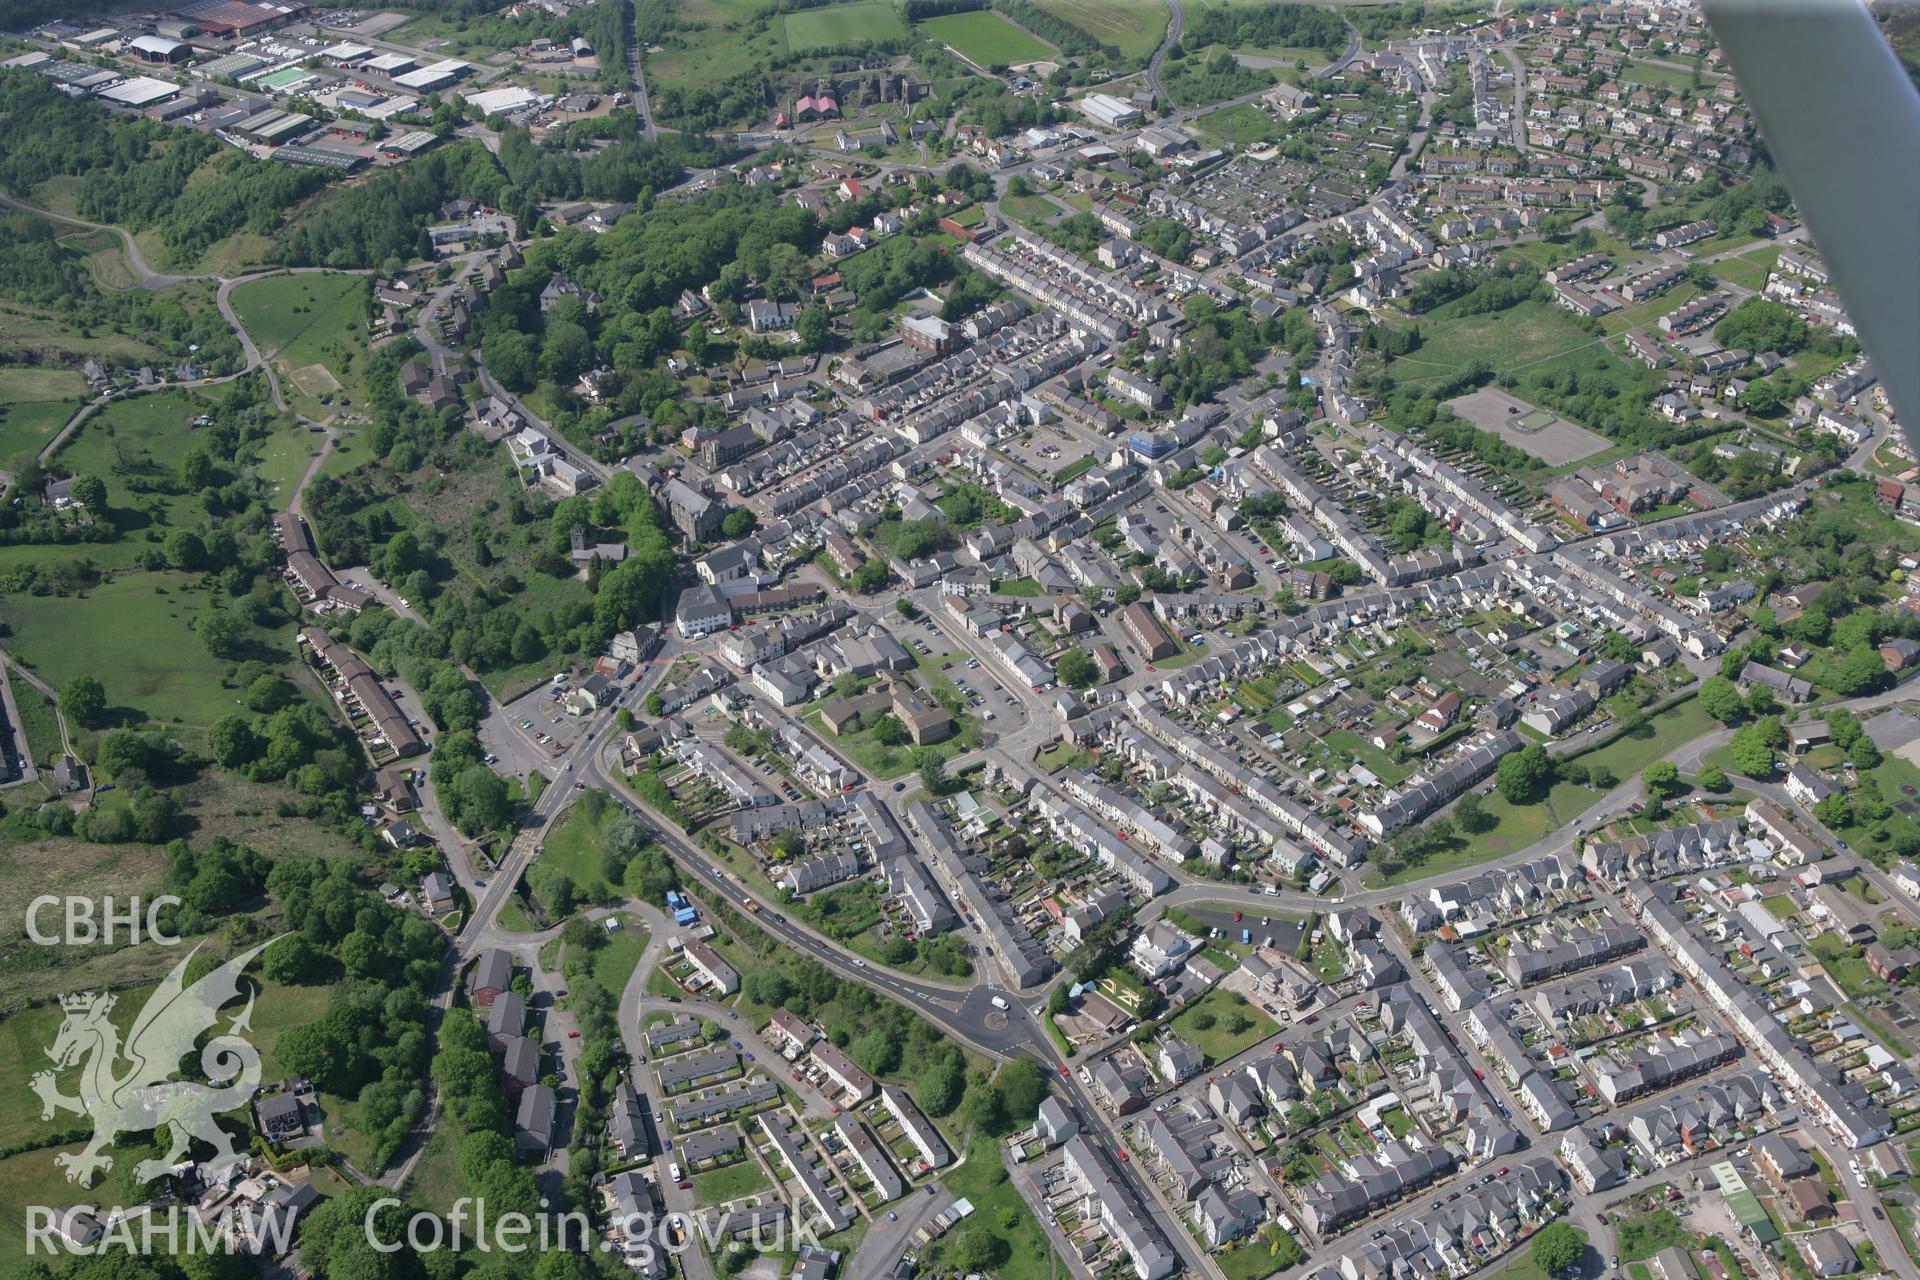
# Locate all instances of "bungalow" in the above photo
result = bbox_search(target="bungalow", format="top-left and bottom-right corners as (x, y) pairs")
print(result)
(1740, 661), (1812, 703)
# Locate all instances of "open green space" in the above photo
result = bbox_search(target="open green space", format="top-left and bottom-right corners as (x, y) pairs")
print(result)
(1616, 1209), (1693, 1262)
(1371, 696), (1717, 885)
(228, 273), (371, 417)
(46, 386), (225, 536)
(0, 366), (87, 405)
(1385, 299), (1611, 387)
(1215, 1229), (1305, 1280)
(229, 274), (362, 354)
(1200, 103), (1285, 147)
(587, 914), (651, 990)
(1621, 59), (1720, 91)
(1035, 0), (1169, 62)
(930, 1125), (1059, 1280)
(0, 398), (73, 476)
(0, 969), (330, 1159)
(1167, 987), (1277, 1064)
(534, 798), (628, 904)
(2, 571), (304, 735)
(1713, 245), (1783, 293)
(1807, 934), (1882, 999)
(691, 1157), (770, 1205)
(1576, 696), (1717, 780)
(0, 1144), (108, 1272)
(1481, 1230), (1589, 1280)
(804, 702), (982, 779)
(253, 425), (327, 499)
(785, 1), (906, 50)
(1000, 192), (1067, 230)
(1324, 728), (1416, 785)
(1499, 230), (1634, 273)
(403, 1115), (465, 1216)
(1799, 749), (1920, 856)
(921, 10), (1053, 64)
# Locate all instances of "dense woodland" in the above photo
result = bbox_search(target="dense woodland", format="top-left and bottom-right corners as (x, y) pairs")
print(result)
(0, 72), (322, 264)
(280, 127), (726, 268)
(0, 211), (244, 371)
(1182, 1), (1349, 58)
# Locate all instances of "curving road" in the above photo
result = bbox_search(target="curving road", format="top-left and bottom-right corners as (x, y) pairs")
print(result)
(1144, 0), (1184, 107)
(0, 193), (206, 289)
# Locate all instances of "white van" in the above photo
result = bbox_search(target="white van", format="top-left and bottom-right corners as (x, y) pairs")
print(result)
(990, 996), (1010, 1011)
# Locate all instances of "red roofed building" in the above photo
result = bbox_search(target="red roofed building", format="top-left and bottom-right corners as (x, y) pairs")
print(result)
(794, 95), (840, 123)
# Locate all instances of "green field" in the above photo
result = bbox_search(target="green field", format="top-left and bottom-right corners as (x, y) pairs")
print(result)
(1323, 729), (1415, 785)
(1167, 987), (1277, 1064)
(0, 398), (73, 476)
(587, 914), (652, 991)
(1199, 102), (1284, 146)
(691, 1157), (770, 1205)
(1036, 0), (1169, 61)
(5, 671), (61, 767)
(1482, 1231), (1590, 1280)
(783, 1), (906, 51)
(229, 273), (370, 418)
(229, 275), (358, 353)
(638, 0), (790, 123)
(1621, 59), (1719, 91)
(533, 798), (627, 905)
(999, 192), (1067, 230)
(253, 424), (328, 500)
(1, 571), (302, 735)
(921, 10), (1053, 64)
(46, 386), (224, 537)
(1386, 299), (1610, 387)
(0, 367), (87, 405)
(1712, 244), (1784, 293)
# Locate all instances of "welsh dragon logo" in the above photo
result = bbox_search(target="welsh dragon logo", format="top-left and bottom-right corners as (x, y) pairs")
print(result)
(31, 940), (281, 1189)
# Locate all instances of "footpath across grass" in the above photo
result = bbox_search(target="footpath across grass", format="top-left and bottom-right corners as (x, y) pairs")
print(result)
(4, 571), (305, 735)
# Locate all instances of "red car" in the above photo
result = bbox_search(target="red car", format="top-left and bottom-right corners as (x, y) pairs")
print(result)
(568, 1030), (580, 1038)
(1058, 1064), (1069, 1077)
(1234, 911), (1243, 922)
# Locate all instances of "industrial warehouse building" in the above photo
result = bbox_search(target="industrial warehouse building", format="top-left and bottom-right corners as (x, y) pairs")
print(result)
(129, 35), (192, 63)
